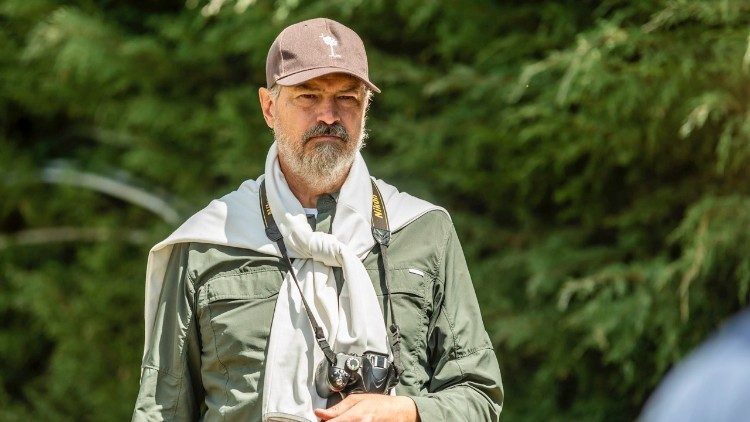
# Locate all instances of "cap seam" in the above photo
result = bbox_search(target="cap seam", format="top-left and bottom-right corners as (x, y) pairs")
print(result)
(278, 29), (286, 75)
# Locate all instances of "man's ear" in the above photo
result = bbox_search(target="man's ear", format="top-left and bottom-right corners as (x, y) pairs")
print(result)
(259, 87), (275, 129)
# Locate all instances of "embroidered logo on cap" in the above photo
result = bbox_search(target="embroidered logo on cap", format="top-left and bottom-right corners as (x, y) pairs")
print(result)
(320, 34), (342, 58)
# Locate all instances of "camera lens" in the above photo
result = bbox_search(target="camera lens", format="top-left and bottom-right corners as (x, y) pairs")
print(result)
(315, 358), (350, 397)
(330, 367), (350, 390)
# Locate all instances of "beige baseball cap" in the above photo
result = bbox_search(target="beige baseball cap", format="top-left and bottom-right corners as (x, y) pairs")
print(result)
(265, 18), (381, 93)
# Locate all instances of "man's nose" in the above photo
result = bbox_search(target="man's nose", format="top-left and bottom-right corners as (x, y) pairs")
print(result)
(316, 97), (340, 125)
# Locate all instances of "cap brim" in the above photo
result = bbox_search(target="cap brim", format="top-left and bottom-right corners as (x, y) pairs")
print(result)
(276, 67), (381, 93)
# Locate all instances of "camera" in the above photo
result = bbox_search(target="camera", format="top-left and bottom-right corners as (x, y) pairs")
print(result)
(315, 351), (397, 398)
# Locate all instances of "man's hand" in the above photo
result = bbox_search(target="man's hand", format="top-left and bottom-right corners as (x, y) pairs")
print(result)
(313, 394), (419, 422)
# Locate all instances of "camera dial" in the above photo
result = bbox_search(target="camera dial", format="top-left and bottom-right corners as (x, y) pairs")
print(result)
(345, 356), (361, 371)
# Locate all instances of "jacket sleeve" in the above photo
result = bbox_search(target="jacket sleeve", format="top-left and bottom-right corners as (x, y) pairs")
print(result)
(133, 243), (204, 421)
(408, 221), (504, 421)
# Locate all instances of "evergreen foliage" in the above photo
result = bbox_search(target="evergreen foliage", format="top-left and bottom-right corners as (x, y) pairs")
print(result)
(1, 0), (749, 420)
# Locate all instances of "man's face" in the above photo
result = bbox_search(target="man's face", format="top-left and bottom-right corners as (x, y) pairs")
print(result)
(259, 73), (369, 191)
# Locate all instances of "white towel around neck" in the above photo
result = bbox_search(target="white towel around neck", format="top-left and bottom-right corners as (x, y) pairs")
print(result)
(142, 143), (444, 421)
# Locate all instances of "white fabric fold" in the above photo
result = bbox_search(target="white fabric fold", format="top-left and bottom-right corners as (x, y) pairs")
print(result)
(261, 143), (390, 421)
(141, 143), (446, 421)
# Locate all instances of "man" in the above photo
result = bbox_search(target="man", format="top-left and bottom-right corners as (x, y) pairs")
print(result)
(133, 18), (503, 421)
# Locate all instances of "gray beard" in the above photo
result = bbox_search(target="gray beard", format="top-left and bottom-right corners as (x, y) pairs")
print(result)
(275, 131), (360, 193)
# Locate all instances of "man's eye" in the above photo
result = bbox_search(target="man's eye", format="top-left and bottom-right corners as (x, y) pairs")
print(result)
(338, 96), (358, 103)
(299, 94), (316, 99)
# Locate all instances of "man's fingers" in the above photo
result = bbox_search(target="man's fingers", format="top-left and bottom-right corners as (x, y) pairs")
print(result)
(313, 394), (365, 420)
(323, 400), (368, 422)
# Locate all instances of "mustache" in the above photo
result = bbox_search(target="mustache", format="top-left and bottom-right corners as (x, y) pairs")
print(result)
(302, 122), (350, 143)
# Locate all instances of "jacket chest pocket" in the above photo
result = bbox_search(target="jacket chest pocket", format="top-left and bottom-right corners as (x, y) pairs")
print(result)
(197, 270), (283, 379)
(368, 267), (432, 377)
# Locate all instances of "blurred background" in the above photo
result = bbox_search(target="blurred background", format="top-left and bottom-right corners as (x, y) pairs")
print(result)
(2, 0), (750, 420)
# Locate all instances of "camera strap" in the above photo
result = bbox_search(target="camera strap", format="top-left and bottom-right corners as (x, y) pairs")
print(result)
(259, 180), (404, 381)
(369, 182), (405, 381)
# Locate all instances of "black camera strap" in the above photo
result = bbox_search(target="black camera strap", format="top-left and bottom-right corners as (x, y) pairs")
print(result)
(259, 180), (404, 381)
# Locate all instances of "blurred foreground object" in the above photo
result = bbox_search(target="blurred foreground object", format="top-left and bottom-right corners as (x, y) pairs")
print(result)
(641, 309), (750, 422)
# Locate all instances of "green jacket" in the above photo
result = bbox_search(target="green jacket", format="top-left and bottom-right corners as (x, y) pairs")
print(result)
(133, 194), (503, 421)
